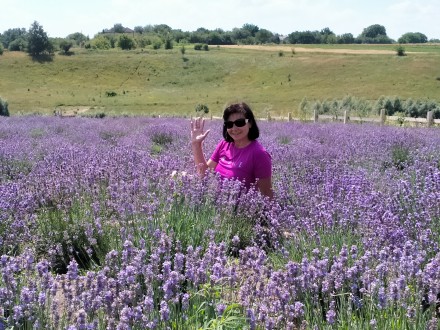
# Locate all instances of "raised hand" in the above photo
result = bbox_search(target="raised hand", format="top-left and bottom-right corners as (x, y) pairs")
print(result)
(190, 117), (210, 144)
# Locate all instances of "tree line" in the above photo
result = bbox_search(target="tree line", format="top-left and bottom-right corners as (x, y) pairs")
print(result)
(0, 21), (438, 56)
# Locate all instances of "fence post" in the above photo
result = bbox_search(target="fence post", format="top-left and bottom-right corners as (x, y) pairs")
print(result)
(380, 108), (386, 125)
(343, 110), (349, 124)
(313, 109), (318, 123)
(427, 110), (434, 127)
(287, 112), (292, 121)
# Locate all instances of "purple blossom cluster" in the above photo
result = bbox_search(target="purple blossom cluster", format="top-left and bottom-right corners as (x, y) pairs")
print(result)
(1, 116), (440, 328)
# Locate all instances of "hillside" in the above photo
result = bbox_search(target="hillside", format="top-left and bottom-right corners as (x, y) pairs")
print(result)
(1, 44), (440, 117)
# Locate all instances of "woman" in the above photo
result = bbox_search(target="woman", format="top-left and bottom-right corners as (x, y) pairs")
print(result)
(191, 102), (273, 199)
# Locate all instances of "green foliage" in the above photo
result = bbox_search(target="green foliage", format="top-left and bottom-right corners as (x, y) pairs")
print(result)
(164, 37), (173, 50)
(8, 37), (27, 51)
(0, 96), (9, 116)
(180, 45), (186, 55)
(391, 144), (412, 170)
(194, 43), (209, 51)
(91, 35), (111, 49)
(195, 103), (209, 114)
(0, 42), (3, 55)
(152, 40), (162, 49)
(27, 21), (54, 56)
(357, 24), (393, 44)
(1, 27), (27, 49)
(118, 34), (136, 50)
(66, 32), (89, 46)
(395, 45), (406, 56)
(105, 91), (117, 97)
(59, 39), (74, 54)
(398, 32), (428, 44)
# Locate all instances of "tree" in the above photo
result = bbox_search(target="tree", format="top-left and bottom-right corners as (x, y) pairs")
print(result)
(242, 23), (259, 36)
(398, 32), (428, 44)
(113, 23), (125, 33)
(66, 32), (88, 46)
(337, 33), (355, 44)
(1, 28), (27, 48)
(255, 29), (273, 44)
(27, 21), (53, 56)
(357, 24), (392, 44)
(361, 24), (387, 38)
(134, 26), (144, 34)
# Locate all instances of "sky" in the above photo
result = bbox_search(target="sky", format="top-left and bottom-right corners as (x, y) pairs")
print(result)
(0, 0), (439, 41)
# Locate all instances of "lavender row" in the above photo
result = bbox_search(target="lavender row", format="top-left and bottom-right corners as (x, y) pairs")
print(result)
(1, 116), (439, 329)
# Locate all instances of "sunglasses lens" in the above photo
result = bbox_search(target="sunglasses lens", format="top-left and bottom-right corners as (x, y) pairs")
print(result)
(235, 119), (246, 127)
(224, 119), (247, 128)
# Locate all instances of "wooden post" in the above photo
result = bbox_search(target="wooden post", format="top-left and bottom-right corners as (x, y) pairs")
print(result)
(343, 110), (349, 124)
(313, 109), (318, 123)
(287, 112), (292, 122)
(380, 108), (386, 125)
(427, 110), (434, 127)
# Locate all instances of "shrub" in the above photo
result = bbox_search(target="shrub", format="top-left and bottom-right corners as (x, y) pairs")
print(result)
(0, 43), (3, 55)
(0, 97), (9, 116)
(105, 91), (117, 97)
(8, 37), (27, 51)
(195, 103), (209, 114)
(164, 38), (173, 50)
(91, 36), (111, 50)
(59, 39), (74, 54)
(152, 40), (162, 49)
(118, 35), (136, 50)
(194, 43), (209, 51)
(395, 45), (406, 56)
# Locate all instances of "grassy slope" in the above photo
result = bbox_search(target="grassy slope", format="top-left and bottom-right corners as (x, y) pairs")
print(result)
(1, 44), (440, 118)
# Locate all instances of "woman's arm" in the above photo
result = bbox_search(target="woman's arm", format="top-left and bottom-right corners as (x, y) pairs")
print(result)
(190, 117), (217, 177)
(256, 177), (274, 200)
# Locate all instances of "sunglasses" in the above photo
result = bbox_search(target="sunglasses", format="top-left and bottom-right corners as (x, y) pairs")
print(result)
(224, 118), (249, 129)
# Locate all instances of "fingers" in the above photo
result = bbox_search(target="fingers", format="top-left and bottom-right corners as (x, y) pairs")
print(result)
(191, 117), (204, 131)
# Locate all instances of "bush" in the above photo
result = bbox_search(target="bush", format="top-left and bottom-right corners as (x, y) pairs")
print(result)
(395, 45), (406, 56)
(59, 39), (74, 54)
(195, 103), (209, 114)
(152, 40), (162, 49)
(164, 38), (173, 50)
(118, 35), (136, 50)
(0, 97), (9, 116)
(8, 38), (27, 51)
(91, 36), (111, 50)
(0, 43), (3, 55)
(194, 43), (203, 50)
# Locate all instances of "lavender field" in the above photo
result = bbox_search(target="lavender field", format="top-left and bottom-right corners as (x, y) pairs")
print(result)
(1, 116), (439, 329)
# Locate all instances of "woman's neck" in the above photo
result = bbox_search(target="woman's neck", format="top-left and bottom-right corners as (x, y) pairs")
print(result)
(233, 139), (252, 148)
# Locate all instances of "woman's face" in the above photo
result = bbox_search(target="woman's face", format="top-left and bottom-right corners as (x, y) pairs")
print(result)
(226, 112), (251, 144)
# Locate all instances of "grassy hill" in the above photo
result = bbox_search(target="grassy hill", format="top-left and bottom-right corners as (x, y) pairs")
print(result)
(1, 44), (440, 118)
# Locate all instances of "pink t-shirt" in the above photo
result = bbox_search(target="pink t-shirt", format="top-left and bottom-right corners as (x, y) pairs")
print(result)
(210, 140), (272, 187)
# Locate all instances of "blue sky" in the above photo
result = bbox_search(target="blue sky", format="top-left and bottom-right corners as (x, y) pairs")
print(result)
(0, 0), (438, 40)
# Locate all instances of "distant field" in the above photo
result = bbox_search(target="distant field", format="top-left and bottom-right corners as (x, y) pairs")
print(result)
(1, 43), (440, 118)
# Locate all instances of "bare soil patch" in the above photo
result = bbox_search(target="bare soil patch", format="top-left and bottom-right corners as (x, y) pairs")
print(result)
(221, 44), (395, 55)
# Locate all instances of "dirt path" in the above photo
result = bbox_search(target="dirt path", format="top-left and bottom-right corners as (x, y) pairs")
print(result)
(220, 44), (396, 55)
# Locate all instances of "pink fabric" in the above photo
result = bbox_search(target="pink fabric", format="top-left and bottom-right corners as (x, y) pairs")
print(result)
(210, 140), (271, 187)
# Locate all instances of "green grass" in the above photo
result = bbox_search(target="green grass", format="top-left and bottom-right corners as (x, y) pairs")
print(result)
(1, 44), (440, 118)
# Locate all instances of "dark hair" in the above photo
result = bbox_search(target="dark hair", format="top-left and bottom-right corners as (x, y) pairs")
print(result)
(222, 102), (260, 142)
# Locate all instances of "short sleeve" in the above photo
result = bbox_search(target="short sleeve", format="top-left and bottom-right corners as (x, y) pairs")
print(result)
(254, 148), (272, 179)
(210, 140), (224, 163)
